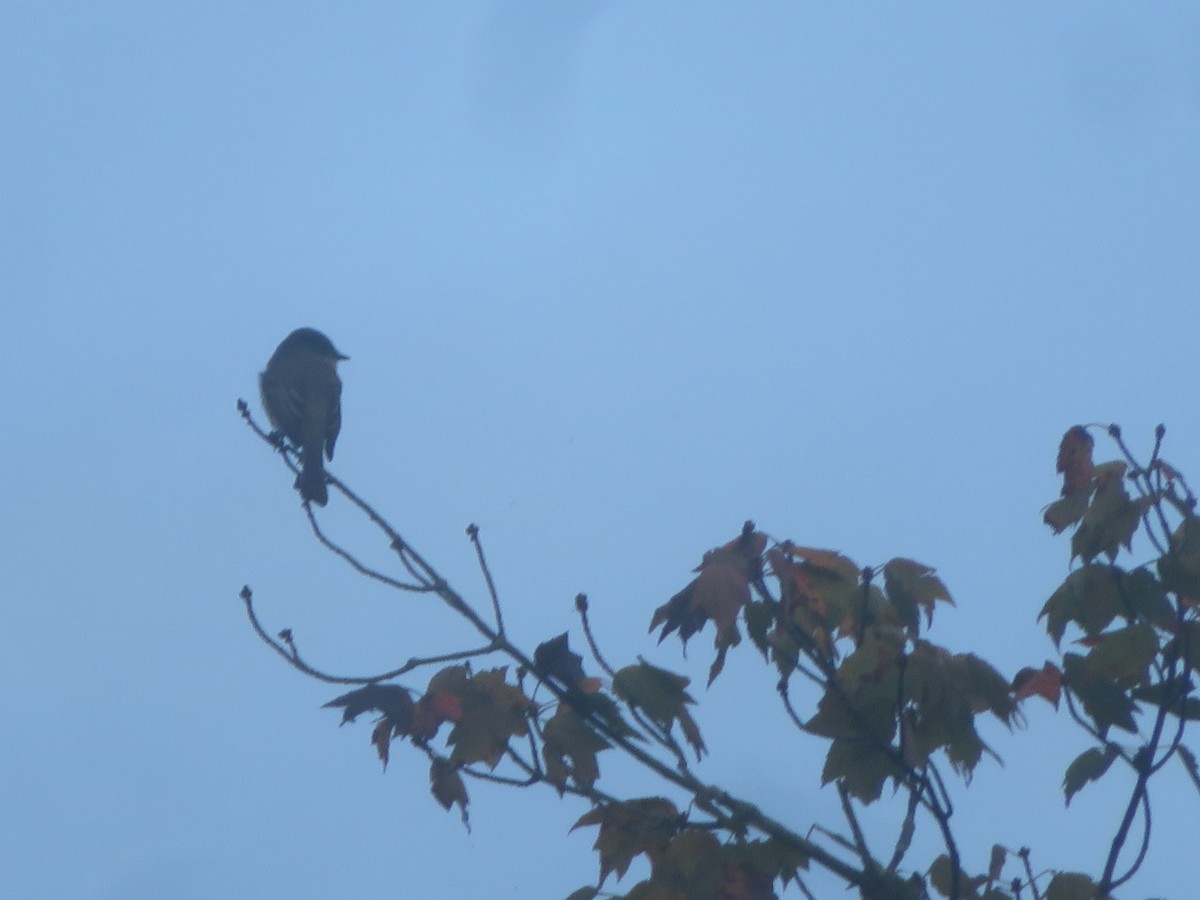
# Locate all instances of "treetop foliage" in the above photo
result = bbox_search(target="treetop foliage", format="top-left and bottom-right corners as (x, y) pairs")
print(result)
(238, 399), (1199, 900)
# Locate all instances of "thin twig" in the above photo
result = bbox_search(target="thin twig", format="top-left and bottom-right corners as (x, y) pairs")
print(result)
(836, 782), (874, 870)
(467, 523), (506, 636)
(240, 586), (495, 685)
(305, 504), (431, 593)
(576, 594), (617, 678)
(887, 786), (921, 873)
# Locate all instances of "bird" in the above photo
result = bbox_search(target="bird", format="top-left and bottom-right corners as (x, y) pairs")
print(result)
(259, 328), (348, 506)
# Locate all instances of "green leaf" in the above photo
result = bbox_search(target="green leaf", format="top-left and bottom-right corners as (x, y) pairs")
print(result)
(958, 652), (1018, 724)
(543, 705), (611, 791)
(883, 557), (954, 636)
(1083, 623), (1159, 688)
(1131, 678), (1200, 720)
(1166, 621), (1200, 675)
(822, 737), (903, 804)
(612, 661), (706, 758)
(1062, 653), (1137, 735)
(1071, 462), (1148, 563)
(1044, 489), (1091, 534)
(1063, 746), (1118, 805)
(644, 830), (723, 898)
(927, 854), (985, 899)
(1158, 514), (1200, 598)
(1044, 872), (1100, 900)
(1120, 568), (1172, 628)
(1040, 566), (1125, 647)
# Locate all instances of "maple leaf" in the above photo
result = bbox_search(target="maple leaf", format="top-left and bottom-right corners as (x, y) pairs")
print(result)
(1081, 623), (1159, 688)
(771, 544), (863, 643)
(534, 632), (594, 693)
(572, 798), (681, 884)
(1012, 662), (1062, 708)
(1158, 515), (1200, 600)
(381, 665), (468, 742)
(766, 551), (839, 661)
(613, 661), (707, 758)
(650, 524), (766, 647)
(882, 558), (954, 636)
(408, 689), (464, 742)
(716, 858), (777, 900)
(1040, 565), (1126, 647)
(1043, 872), (1100, 900)
(1056, 426), (1096, 493)
(542, 705), (610, 792)
(1043, 491), (1091, 534)
(957, 652), (1017, 723)
(446, 667), (535, 769)
(429, 758), (470, 830)
(1071, 462), (1150, 563)
(721, 839), (810, 892)
(642, 829), (724, 898)
(1063, 746), (1119, 806)
(323, 683), (414, 728)
(821, 736), (901, 804)
(929, 855), (990, 899)
(1061, 653), (1137, 735)
(371, 719), (393, 769)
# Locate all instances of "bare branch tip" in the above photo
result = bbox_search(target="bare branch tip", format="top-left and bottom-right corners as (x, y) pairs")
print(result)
(575, 593), (589, 613)
(466, 523), (480, 540)
(239, 585), (253, 604)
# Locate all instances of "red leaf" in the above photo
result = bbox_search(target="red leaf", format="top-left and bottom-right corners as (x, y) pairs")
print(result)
(1012, 662), (1062, 708)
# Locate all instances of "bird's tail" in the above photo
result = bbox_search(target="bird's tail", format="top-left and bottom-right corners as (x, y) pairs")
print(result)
(295, 452), (329, 506)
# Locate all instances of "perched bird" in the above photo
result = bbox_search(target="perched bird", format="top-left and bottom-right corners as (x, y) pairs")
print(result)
(259, 328), (348, 506)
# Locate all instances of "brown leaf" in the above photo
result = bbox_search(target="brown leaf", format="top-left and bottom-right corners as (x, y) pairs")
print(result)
(572, 798), (680, 884)
(429, 758), (470, 830)
(1056, 426), (1095, 493)
(651, 526), (765, 647)
(371, 719), (393, 769)
(446, 668), (535, 769)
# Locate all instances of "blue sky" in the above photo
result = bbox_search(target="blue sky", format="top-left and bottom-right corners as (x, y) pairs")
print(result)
(2, 3), (1198, 897)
